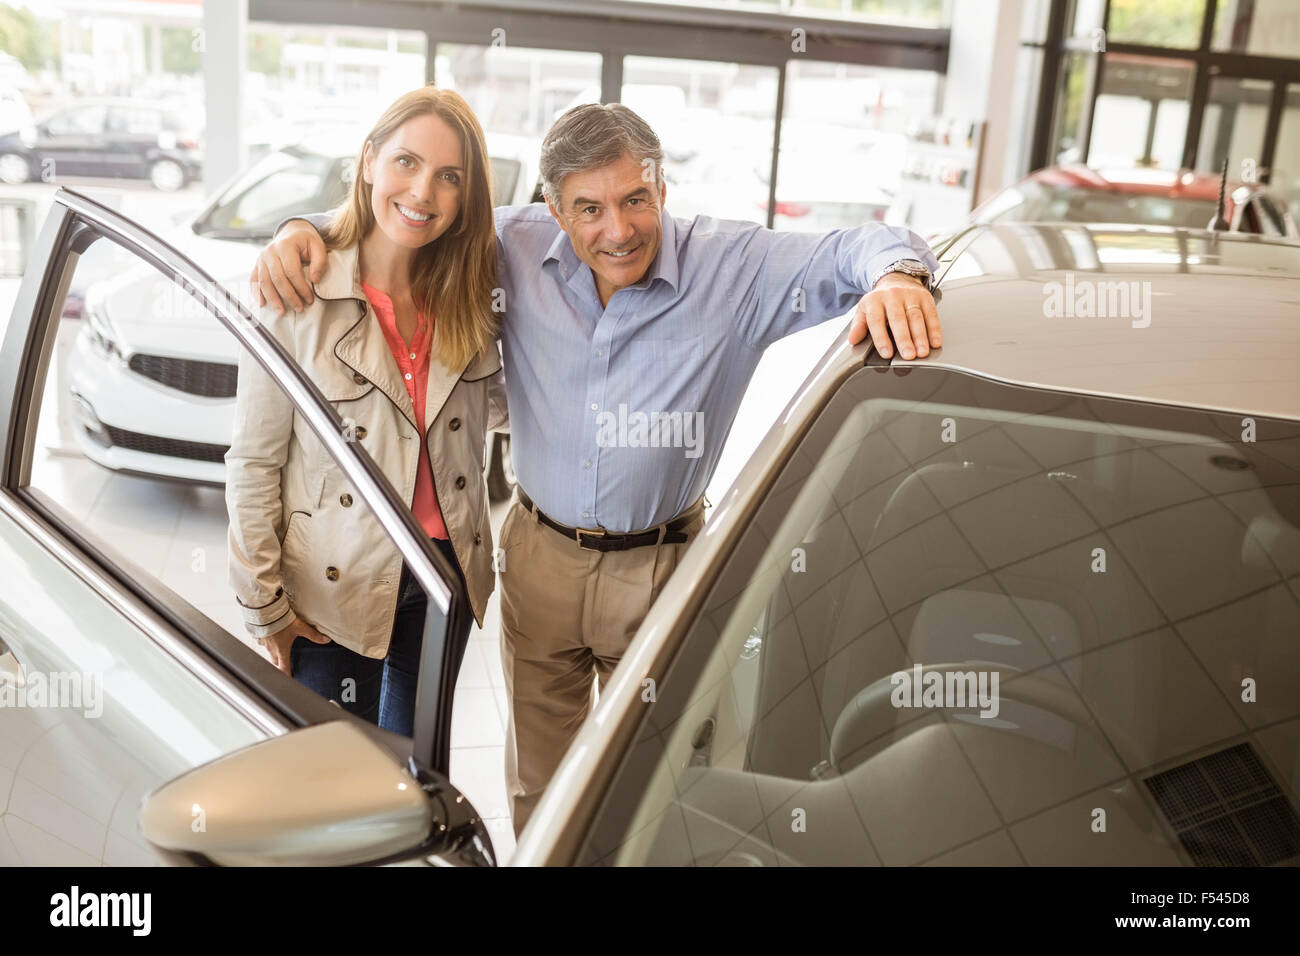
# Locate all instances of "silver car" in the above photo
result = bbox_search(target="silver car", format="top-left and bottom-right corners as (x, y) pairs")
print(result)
(2, 194), (1297, 866)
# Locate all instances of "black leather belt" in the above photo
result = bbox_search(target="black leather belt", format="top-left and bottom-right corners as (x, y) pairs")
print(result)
(517, 488), (702, 552)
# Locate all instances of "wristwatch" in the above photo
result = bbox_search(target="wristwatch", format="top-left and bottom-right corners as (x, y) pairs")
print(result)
(881, 258), (932, 286)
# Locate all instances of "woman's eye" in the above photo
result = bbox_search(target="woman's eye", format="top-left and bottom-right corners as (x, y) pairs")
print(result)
(396, 156), (413, 168)
(442, 171), (460, 185)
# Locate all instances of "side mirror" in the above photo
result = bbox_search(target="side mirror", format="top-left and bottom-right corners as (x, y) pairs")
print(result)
(139, 720), (494, 866)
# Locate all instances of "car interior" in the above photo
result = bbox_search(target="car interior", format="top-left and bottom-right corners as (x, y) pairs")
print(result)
(582, 366), (1300, 866)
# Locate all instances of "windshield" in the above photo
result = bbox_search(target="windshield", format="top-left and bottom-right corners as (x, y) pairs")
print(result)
(194, 149), (348, 239)
(583, 365), (1300, 866)
(982, 183), (1219, 230)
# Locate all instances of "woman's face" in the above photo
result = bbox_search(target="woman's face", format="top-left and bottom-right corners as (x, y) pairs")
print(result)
(362, 112), (465, 249)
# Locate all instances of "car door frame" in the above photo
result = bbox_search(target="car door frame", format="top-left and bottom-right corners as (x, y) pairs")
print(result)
(0, 186), (470, 785)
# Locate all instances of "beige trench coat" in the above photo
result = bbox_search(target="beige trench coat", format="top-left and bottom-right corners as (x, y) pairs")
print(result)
(226, 242), (507, 658)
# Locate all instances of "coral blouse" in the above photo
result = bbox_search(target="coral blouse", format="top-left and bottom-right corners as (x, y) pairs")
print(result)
(361, 282), (448, 540)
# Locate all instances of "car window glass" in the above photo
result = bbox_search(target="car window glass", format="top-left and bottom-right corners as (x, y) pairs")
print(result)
(45, 106), (106, 137)
(489, 157), (520, 207)
(199, 153), (341, 236)
(583, 365), (1300, 866)
(1256, 197), (1286, 236)
(106, 107), (163, 136)
(22, 227), (435, 742)
(1239, 200), (1264, 234)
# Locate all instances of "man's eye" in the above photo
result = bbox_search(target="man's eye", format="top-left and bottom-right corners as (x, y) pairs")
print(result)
(628, 198), (642, 206)
(582, 206), (599, 216)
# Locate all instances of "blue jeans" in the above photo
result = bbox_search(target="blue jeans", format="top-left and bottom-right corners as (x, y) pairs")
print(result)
(290, 536), (472, 737)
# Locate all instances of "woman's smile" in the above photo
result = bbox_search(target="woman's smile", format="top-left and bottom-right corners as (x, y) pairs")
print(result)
(394, 202), (436, 228)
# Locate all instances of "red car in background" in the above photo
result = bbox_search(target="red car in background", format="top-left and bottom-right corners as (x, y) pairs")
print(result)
(970, 163), (1298, 238)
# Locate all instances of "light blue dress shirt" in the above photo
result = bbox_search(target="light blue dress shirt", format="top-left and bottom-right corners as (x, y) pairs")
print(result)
(300, 205), (938, 531)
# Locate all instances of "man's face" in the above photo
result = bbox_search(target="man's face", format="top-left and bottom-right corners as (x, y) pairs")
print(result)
(545, 153), (666, 305)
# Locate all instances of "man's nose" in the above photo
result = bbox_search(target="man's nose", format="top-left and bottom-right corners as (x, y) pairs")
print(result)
(605, 209), (635, 244)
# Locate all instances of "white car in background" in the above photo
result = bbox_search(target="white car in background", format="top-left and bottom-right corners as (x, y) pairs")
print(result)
(0, 86), (33, 137)
(66, 129), (536, 500)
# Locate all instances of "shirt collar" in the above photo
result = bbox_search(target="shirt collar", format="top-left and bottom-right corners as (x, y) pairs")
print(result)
(540, 209), (679, 294)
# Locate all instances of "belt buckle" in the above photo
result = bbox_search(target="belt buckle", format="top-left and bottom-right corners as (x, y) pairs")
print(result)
(576, 525), (608, 551)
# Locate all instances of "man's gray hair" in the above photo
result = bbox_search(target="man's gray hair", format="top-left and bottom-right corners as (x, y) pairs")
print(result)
(540, 103), (665, 207)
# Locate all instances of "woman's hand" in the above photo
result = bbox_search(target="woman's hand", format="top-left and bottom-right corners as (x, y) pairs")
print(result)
(262, 614), (331, 675)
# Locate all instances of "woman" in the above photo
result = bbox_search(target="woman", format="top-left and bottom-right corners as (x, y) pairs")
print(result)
(226, 87), (505, 743)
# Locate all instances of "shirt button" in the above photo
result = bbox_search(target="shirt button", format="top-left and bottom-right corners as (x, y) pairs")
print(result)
(582, 511), (590, 518)
(584, 460), (591, 468)
(449, 418), (461, 431)
(473, 533), (482, 546)
(596, 349), (604, 357)
(455, 475), (466, 489)
(325, 566), (339, 582)
(353, 372), (366, 384)
(354, 426), (367, 439)
(339, 493), (353, 507)
(405, 372), (413, 381)
(409, 352), (416, 360)
(590, 403), (598, 411)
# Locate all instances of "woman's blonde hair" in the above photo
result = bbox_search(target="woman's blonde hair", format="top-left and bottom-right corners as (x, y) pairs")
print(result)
(323, 86), (498, 370)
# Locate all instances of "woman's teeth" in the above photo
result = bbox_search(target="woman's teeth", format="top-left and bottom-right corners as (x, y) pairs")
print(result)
(397, 203), (432, 223)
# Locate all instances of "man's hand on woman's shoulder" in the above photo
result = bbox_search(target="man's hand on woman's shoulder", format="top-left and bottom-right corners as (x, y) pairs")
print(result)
(249, 219), (329, 315)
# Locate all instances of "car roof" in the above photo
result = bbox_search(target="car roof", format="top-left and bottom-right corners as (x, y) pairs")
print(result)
(1025, 163), (1270, 201)
(906, 222), (1300, 421)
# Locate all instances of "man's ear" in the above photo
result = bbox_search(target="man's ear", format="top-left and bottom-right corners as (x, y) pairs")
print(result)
(544, 194), (565, 230)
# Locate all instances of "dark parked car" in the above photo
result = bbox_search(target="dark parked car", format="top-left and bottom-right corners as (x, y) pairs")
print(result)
(0, 98), (202, 191)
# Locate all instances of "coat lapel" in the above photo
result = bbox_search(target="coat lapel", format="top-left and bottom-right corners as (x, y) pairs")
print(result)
(423, 346), (471, 437)
(314, 244), (418, 431)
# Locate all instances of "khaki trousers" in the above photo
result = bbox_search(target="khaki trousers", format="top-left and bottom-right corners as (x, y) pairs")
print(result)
(498, 495), (705, 836)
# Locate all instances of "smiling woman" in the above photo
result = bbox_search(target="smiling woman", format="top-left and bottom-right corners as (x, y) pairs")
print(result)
(225, 86), (507, 749)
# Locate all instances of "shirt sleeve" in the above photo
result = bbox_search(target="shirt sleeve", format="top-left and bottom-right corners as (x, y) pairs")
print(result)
(725, 220), (940, 351)
(225, 303), (300, 638)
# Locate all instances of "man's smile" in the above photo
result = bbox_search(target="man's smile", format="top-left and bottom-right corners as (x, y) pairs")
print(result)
(601, 242), (643, 261)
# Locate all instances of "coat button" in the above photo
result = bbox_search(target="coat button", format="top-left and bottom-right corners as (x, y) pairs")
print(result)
(449, 418), (461, 431)
(455, 475), (466, 489)
(354, 426), (367, 440)
(353, 372), (366, 384)
(339, 493), (352, 507)
(474, 533), (482, 546)
(325, 566), (339, 581)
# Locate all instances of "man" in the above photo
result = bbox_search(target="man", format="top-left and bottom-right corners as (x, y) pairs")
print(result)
(251, 103), (941, 834)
